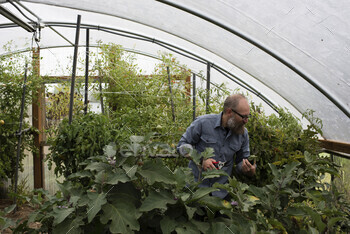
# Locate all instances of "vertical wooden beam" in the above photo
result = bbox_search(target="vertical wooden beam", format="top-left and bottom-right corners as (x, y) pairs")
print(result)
(32, 47), (45, 189)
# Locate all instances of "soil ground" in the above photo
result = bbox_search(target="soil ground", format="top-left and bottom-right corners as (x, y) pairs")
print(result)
(0, 199), (40, 233)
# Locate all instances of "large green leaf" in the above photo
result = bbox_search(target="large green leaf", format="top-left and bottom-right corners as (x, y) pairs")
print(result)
(206, 222), (235, 234)
(139, 190), (177, 212)
(123, 164), (137, 179)
(68, 170), (92, 179)
(202, 169), (229, 179)
(188, 187), (219, 203)
(190, 220), (210, 233)
(53, 207), (75, 226)
(106, 168), (130, 185)
(53, 216), (84, 234)
(175, 222), (199, 234)
(269, 163), (279, 177)
(87, 192), (107, 223)
(197, 195), (227, 211)
(186, 206), (197, 219)
(160, 216), (178, 234)
(85, 162), (111, 172)
(173, 168), (190, 189)
(3, 204), (16, 214)
(103, 142), (116, 157)
(107, 182), (141, 208)
(283, 161), (300, 175)
(100, 201), (140, 233)
(137, 159), (176, 185)
(94, 171), (109, 184)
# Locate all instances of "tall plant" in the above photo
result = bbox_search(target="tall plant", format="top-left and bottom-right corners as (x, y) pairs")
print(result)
(92, 43), (230, 146)
(0, 44), (41, 185)
(243, 105), (323, 186)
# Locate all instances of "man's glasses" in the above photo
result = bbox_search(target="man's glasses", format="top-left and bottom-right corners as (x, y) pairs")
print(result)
(231, 109), (251, 120)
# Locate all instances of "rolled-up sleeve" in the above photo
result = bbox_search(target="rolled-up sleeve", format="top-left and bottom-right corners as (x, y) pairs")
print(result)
(177, 118), (202, 156)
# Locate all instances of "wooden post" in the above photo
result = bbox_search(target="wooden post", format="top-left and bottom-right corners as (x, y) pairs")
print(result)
(319, 139), (350, 155)
(32, 47), (45, 189)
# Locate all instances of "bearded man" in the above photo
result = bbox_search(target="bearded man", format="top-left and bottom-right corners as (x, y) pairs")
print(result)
(177, 93), (256, 199)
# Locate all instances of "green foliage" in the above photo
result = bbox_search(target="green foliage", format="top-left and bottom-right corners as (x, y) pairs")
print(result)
(0, 204), (16, 232)
(0, 44), (40, 183)
(46, 113), (117, 178)
(243, 105), (323, 186)
(45, 83), (85, 134)
(9, 138), (350, 233)
(2, 41), (349, 233)
(92, 43), (229, 152)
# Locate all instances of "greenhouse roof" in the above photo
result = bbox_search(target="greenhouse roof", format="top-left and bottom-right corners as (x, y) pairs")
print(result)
(0, 0), (349, 144)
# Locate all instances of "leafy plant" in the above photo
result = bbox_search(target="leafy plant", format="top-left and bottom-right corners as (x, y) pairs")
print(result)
(46, 112), (118, 179)
(91, 43), (231, 170)
(0, 43), (41, 185)
(8, 134), (350, 233)
(45, 84), (85, 133)
(242, 105), (323, 186)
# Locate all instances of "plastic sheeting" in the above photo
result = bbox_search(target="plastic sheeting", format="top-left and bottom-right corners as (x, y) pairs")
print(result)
(0, 0), (349, 143)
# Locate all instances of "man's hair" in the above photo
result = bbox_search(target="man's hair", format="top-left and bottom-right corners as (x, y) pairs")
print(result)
(223, 93), (247, 112)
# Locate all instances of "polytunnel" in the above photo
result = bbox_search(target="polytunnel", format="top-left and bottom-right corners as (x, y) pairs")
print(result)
(1, 1), (350, 232)
(1, 0), (349, 146)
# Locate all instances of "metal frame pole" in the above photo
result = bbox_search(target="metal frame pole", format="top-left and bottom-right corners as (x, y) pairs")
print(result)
(14, 63), (28, 205)
(166, 66), (176, 122)
(206, 62), (210, 114)
(69, 15), (81, 124)
(192, 73), (196, 121)
(84, 28), (89, 114)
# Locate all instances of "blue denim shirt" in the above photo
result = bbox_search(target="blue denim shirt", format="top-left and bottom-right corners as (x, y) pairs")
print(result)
(177, 112), (250, 198)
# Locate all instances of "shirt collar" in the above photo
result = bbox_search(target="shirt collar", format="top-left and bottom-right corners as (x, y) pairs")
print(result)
(214, 112), (223, 129)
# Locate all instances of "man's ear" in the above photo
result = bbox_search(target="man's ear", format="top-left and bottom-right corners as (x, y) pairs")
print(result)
(224, 108), (231, 115)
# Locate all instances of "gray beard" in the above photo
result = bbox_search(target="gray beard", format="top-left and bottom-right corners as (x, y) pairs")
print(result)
(227, 117), (245, 135)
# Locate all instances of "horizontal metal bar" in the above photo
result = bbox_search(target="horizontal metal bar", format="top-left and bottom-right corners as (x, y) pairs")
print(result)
(0, 5), (35, 32)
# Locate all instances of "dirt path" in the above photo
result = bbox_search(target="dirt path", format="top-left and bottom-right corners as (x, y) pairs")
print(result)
(0, 199), (40, 233)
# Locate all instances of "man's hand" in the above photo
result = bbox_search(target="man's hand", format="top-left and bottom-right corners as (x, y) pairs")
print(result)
(242, 158), (256, 176)
(202, 158), (217, 170)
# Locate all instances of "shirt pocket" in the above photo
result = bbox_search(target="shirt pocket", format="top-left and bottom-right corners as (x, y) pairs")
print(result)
(229, 141), (241, 153)
(196, 135), (218, 153)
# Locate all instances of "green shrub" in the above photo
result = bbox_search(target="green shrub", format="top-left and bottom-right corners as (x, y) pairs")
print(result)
(10, 138), (350, 233)
(46, 113), (118, 178)
(243, 105), (323, 187)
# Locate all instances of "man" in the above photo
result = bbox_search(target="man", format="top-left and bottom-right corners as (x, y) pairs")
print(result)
(177, 94), (256, 199)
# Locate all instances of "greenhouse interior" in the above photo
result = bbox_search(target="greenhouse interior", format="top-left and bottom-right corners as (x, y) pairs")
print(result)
(0, 0), (350, 233)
